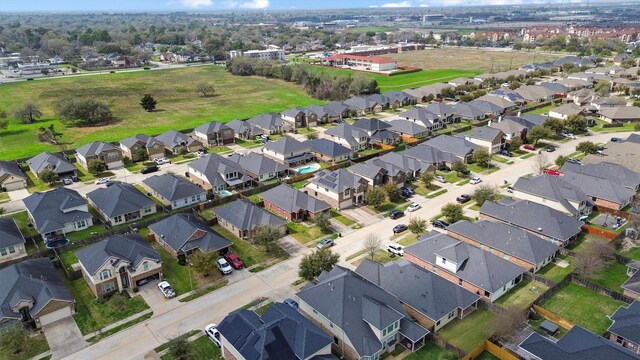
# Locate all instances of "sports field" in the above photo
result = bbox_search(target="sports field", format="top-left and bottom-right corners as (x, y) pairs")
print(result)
(0, 66), (323, 160)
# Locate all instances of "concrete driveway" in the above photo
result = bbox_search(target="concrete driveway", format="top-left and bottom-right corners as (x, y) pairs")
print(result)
(43, 317), (87, 360)
(136, 280), (174, 314)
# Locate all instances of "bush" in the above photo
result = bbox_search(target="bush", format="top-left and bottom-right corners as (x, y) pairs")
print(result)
(133, 287), (139, 293)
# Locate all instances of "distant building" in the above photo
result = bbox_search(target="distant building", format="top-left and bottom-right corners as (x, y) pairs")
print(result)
(229, 45), (284, 61)
(323, 54), (397, 72)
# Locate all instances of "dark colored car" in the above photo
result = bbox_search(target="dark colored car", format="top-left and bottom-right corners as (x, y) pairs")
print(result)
(284, 298), (299, 309)
(546, 146), (556, 152)
(141, 164), (159, 174)
(401, 188), (413, 198)
(500, 150), (513, 157)
(223, 253), (244, 269)
(105, 180), (115, 187)
(393, 224), (408, 234)
(389, 210), (405, 220)
(456, 194), (471, 204)
(431, 219), (449, 229)
(611, 137), (623, 142)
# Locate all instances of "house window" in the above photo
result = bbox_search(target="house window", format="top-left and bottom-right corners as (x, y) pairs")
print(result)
(458, 278), (463, 286)
(75, 220), (87, 229)
(503, 253), (510, 260)
(143, 262), (149, 271)
(144, 206), (153, 214)
(442, 258), (446, 264)
(114, 215), (123, 223)
(484, 290), (490, 297)
(173, 201), (178, 207)
(436, 320), (441, 326)
(100, 269), (112, 280)
(344, 189), (351, 196)
(8, 246), (15, 254)
(102, 282), (115, 293)
(0, 248), (7, 256)
(448, 311), (455, 319)
(617, 335), (624, 344)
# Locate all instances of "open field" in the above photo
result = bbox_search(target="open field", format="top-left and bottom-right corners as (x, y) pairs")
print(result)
(0, 66), (323, 160)
(387, 48), (562, 73)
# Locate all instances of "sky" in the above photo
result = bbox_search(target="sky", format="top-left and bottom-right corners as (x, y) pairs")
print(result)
(0, 0), (599, 12)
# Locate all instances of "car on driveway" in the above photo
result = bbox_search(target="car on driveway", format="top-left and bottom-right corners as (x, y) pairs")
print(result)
(456, 194), (471, 203)
(432, 219), (449, 229)
(223, 253), (244, 269)
(94, 177), (110, 185)
(407, 202), (421, 212)
(157, 281), (176, 299)
(387, 242), (404, 257)
(153, 157), (171, 165)
(389, 210), (405, 220)
(543, 168), (561, 176)
(546, 146), (556, 152)
(62, 178), (73, 185)
(611, 137), (623, 143)
(523, 144), (536, 151)
(435, 175), (447, 183)
(204, 324), (221, 347)
(316, 237), (334, 250)
(284, 298), (299, 309)
(470, 177), (482, 185)
(393, 224), (408, 234)
(499, 150), (513, 157)
(567, 158), (581, 165)
(217, 258), (233, 275)
(401, 187), (414, 198)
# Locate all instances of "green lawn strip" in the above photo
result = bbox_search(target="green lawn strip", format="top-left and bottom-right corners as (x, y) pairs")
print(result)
(248, 255), (289, 273)
(587, 262), (629, 293)
(436, 171), (460, 184)
(25, 170), (53, 193)
(524, 104), (555, 115)
(490, 155), (509, 163)
(247, 194), (262, 204)
(345, 248), (368, 262)
(66, 223), (109, 242)
(437, 308), (495, 353)
(154, 330), (201, 353)
(255, 301), (274, 316)
(133, 184), (166, 207)
(352, 250), (394, 267)
(537, 254), (575, 283)
(468, 204), (481, 211)
(209, 146), (233, 154)
(403, 341), (458, 360)
(235, 139), (264, 149)
(292, 180), (309, 189)
(87, 312), (153, 342)
(494, 279), (549, 310)
(456, 179), (470, 186)
(0, 192), (9, 202)
(591, 121), (638, 133)
(287, 222), (332, 244)
(179, 280), (229, 302)
(467, 164), (499, 174)
(0, 333), (49, 360)
(521, 153), (536, 159)
(426, 189), (448, 199)
(60, 270), (150, 335)
(59, 248), (81, 272)
(6, 211), (40, 237)
(151, 243), (212, 295)
(331, 210), (356, 226)
(212, 224), (282, 266)
(619, 247), (640, 261)
(160, 335), (223, 360)
(540, 283), (624, 335)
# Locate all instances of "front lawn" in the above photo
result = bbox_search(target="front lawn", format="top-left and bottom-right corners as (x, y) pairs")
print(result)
(287, 222), (332, 244)
(60, 270), (150, 335)
(537, 254), (575, 283)
(292, 180), (309, 189)
(160, 335), (223, 360)
(436, 171), (460, 184)
(587, 262), (629, 293)
(0, 333), (49, 360)
(331, 210), (356, 226)
(540, 283), (624, 335)
(467, 163), (499, 174)
(403, 342), (458, 360)
(495, 279), (549, 310)
(151, 243), (216, 295)
(209, 146), (233, 154)
(235, 139), (264, 149)
(437, 308), (495, 353)
(212, 224), (285, 266)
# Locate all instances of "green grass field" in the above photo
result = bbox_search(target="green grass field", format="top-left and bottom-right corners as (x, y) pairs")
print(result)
(0, 66), (323, 160)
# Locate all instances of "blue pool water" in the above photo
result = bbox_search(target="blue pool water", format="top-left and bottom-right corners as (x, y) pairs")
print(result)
(296, 163), (321, 174)
(218, 190), (233, 197)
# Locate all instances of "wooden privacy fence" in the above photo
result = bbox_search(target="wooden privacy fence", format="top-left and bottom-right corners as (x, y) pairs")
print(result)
(532, 305), (574, 331)
(524, 271), (558, 287)
(581, 224), (619, 240)
(462, 340), (520, 360)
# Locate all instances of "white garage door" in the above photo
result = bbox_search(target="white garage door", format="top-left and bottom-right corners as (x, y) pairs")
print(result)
(39, 306), (73, 326)
(2, 180), (25, 191)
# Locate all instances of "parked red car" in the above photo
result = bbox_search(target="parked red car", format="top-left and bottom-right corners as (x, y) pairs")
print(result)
(223, 253), (244, 269)
(523, 144), (536, 151)
(543, 168), (561, 176)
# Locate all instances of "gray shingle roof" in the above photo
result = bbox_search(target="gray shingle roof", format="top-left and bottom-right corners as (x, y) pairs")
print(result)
(367, 94), (391, 106)
(399, 107), (439, 126)
(188, 154), (249, 188)
(76, 141), (120, 158)
(424, 103), (455, 117)
(405, 233), (524, 294)
(0, 160), (26, 180)
(23, 187), (92, 234)
(423, 135), (478, 158)
(218, 302), (334, 360)
(447, 220), (559, 266)
(627, 134), (640, 144)
(304, 138), (352, 158)
(519, 326), (640, 360)
(0, 258), (74, 322)
(489, 118), (527, 135)
(465, 126), (503, 142)
(0, 218), (26, 248)
(343, 96), (378, 110)
(389, 120), (429, 136)
(512, 174), (589, 215)
(324, 123), (369, 148)
(119, 134), (163, 149)
(247, 113), (286, 132)
(468, 99), (505, 115)
(76, 233), (161, 275)
(142, 174), (205, 202)
(352, 118), (392, 132)
(149, 213), (231, 254)
(309, 168), (367, 194)
(403, 143), (459, 164)
(453, 103), (485, 119)
(226, 119), (262, 137)
(384, 90), (415, 103)
(561, 172), (635, 205)
(155, 130), (199, 149)
(479, 200), (583, 242)
(609, 301), (640, 345)
(263, 137), (308, 155)
(561, 162), (640, 191)
(87, 183), (155, 218)
(377, 152), (434, 174)
(323, 101), (349, 116)
(260, 184), (331, 214)
(194, 121), (231, 135)
(349, 161), (387, 180)
(227, 153), (288, 179)
(213, 199), (286, 232)
(356, 259), (480, 323)
(27, 152), (76, 176)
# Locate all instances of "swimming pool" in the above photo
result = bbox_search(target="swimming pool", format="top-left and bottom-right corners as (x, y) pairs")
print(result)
(218, 189), (233, 197)
(296, 163), (321, 174)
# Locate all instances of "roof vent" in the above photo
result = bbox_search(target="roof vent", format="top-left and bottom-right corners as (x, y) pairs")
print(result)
(537, 227), (543, 231)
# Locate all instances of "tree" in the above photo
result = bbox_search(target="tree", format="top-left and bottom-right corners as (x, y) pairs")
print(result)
(508, 137), (522, 152)
(528, 126), (552, 145)
(298, 248), (340, 281)
(195, 82), (215, 97)
(420, 171), (435, 190)
(565, 115), (587, 133)
(140, 94), (157, 112)
(109, 292), (127, 312)
(542, 117), (564, 134)
(38, 124), (63, 143)
(532, 153), (549, 175)
(509, 81), (521, 90)
(168, 336), (192, 360)
(441, 203), (464, 224)
(471, 150), (491, 168)
(594, 81), (611, 96)
(0, 323), (27, 356)
(576, 141), (598, 154)
(56, 98), (113, 126)
(491, 305), (527, 343)
(555, 155), (569, 167)
(365, 187), (386, 208)
(472, 184), (498, 206)
(254, 225), (281, 253)
(191, 251), (216, 276)
(306, 131), (318, 140)
(132, 147), (148, 162)
(574, 237), (616, 277)
(382, 181), (402, 203)
(87, 158), (106, 175)
(362, 234), (382, 259)
(408, 217), (427, 235)
(13, 103), (42, 124)
(451, 160), (469, 176)
(313, 212), (332, 232)
(39, 168), (59, 184)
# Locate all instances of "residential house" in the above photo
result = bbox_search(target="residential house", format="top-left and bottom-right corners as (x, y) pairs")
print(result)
(305, 168), (368, 210)
(504, 113), (548, 130)
(568, 88), (597, 106)
(218, 302), (335, 360)
(488, 118), (528, 142)
(23, 187), (93, 244)
(389, 120), (430, 141)
(142, 174), (207, 210)
(560, 162), (640, 191)
(405, 83), (453, 102)
(213, 199), (287, 240)
(0, 258), (75, 329)
(75, 141), (123, 170)
(304, 138), (353, 164)
(514, 84), (561, 103)
(423, 103), (458, 124)
(469, 99), (508, 117)
(343, 96), (382, 116)
(421, 135), (478, 163)
(583, 141), (640, 172)
(227, 152), (288, 182)
(398, 107), (444, 132)
(296, 267), (430, 360)
(193, 122), (235, 147)
(589, 96), (628, 111)
(463, 126), (505, 154)
(26, 152), (76, 179)
(479, 199), (584, 246)
(350, 158), (407, 188)
(476, 95), (518, 113)
(448, 78), (477, 87)
(260, 184), (331, 222)
(518, 326), (640, 360)
(149, 213), (232, 258)
(187, 154), (252, 192)
(0, 160), (27, 191)
(76, 234), (162, 298)
(226, 119), (263, 140)
(561, 171), (635, 211)
(511, 174), (592, 217)
(368, 94), (393, 109)
(384, 90), (417, 107)
(452, 103), (486, 122)
(323, 101), (352, 120)
(282, 107), (318, 129)
(87, 183), (156, 226)
(355, 259), (480, 332)
(263, 137), (314, 167)
(0, 218), (27, 263)
(119, 134), (165, 161)
(447, 220), (559, 272)
(377, 152), (436, 179)
(402, 143), (460, 169)
(352, 118), (399, 147)
(247, 113), (292, 134)
(323, 123), (370, 151)
(155, 130), (202, 155)
(623, 261), (640, 300)
(548, 103), (587, 120)
(600, 106), (640, 123)
(160, 52), (176, 62)
(608, 301), (640, 354)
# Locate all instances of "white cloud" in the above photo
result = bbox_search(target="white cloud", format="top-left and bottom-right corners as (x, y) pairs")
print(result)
(239, 0), (270, 8)
(179, 0), (213, 7)
(380, 1), (412, 7)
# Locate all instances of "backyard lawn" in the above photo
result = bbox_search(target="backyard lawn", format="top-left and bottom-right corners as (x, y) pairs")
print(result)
(620, 246), (640, 261)
(5, 211), (39, 237)
(540, 283), (624, 335)
(212, 224), (285, 266)
(437, 308), (495, 353)
(403, 342), (458, 360)
(160, 335), (222, 360)
(537, 255), (575, 283)
(587, 262), (629, 293)
(495, 279), (549, 310)
(524, 104), (555, 115)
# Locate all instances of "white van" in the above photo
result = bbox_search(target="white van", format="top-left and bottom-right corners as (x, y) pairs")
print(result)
(217, 258), (233, 275)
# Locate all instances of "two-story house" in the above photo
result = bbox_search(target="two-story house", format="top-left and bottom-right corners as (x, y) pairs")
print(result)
(352, 118), (399, 147)
(193, 122), (235, 147)
(511, 174), (592, 218)
(282, 107), (318, 129)
(0, 218), (27, 264)
(142, 174), (207, 210)
(226, 119), (263, 140)
(608, 301), (640, 355)
(262, 137), (314, 167)
(227, 152), (288, 183)
(155, 130), (202, 155)
(463, 127), (505, 154)
(0, 160), (27, 191)
(187, 154), (252, 192)
(399, 107), (445, 132)
(305, 168), (369, 210)
(119, 134), (165, 162)
(86, 183), (156, 226)
(350, 158), (407, 188)
(75, 141), (124, 170)
(76, 233), (162, 298)
(323, 123), (370, 151)
(343, 96), (383, 116)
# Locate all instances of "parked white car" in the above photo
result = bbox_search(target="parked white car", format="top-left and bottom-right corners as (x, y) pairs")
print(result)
(94, 177), (110, 185)
(217, 258), (233, 275)
(157, 281), (176, 299)
(387, 242), (404, 257)
(153, 157), (171, 165)
(407, 202), (421, 212)
(435, 175), (447, 183)
(204, 324), (221, 347)
(470, 177), (482, 185)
